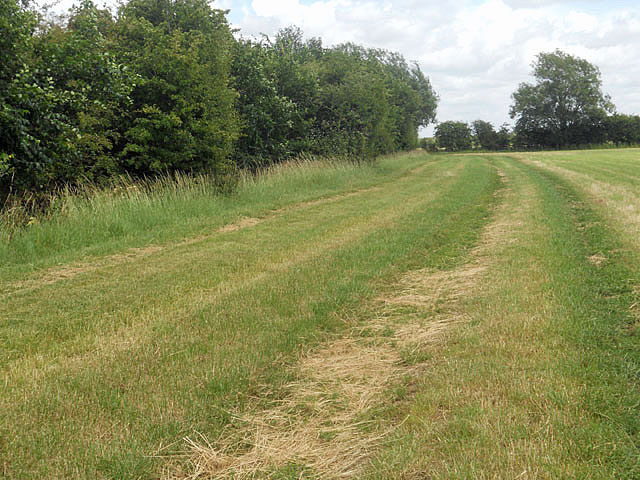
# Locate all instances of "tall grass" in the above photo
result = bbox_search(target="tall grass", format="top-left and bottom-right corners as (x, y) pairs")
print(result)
(1, 171), (223, 268)
(0, 154), (418, 274)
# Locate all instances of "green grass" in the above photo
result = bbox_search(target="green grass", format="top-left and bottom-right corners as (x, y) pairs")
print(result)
(365, 151), (640, 479)
(0, 152), (502, 478)
(0, 154), (423, 278)
(1, 149), (638, 479)
(517, 149), (640, 254)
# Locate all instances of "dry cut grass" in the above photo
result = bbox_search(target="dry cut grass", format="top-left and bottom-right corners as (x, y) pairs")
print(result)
(162, 169), (512, 479)
(0, 185), (387, 297)
(525, 157), (640, 252)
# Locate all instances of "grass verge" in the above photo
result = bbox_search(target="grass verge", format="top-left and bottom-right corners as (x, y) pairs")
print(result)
(0, 154), (425, 278)
(0, 153), (502, 478)
(364, 153), (639, 479)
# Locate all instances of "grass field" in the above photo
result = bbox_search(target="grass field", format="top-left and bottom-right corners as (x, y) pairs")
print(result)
(1, 150), (638, 479)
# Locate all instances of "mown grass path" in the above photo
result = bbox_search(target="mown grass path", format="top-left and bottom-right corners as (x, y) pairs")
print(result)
(1, 150), (638, 479)
(1, 154), (501, 478)
(366, 152), (640, 479)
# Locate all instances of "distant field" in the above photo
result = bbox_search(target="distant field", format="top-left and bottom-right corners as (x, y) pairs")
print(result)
(1, 150), (638, 479)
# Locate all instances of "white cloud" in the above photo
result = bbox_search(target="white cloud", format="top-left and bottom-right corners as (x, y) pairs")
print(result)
(47, 0), (640, 134)
(228, 0), (640, 134)
(564, 11), (598, 32)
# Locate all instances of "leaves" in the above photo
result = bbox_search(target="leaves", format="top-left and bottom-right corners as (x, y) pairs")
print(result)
(435, 121), (472, 152)
(510, 50), (614, 148)
(0, 0), (438, 199)
(232, 32), (439, 168)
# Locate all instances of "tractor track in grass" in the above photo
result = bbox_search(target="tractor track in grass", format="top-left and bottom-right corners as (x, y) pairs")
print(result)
(358, 155), (640, 479)
(519, 157), (640, 254)
(161, 166), (518, 479)
(0, 163), (436, 298)
(1, 161), (466, 389)
(12, 152), (635, 478)
(1, 154), (511, 479)
(1, 184), (433, 379)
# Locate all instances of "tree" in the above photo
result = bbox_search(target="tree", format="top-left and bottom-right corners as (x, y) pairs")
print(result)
(0, 0), (68, 195)
(114, 0), (239, 175)
(231, 29), (438, 166)
(314, 44), (396, 159)
(435, 121), (472, 151)
(510, 50), (614, 148)
(472, 120), (511, 151)
(1, 8), (440, 199)
(495, 123), (512, 150)
(36, 1), (137, 181)
(365, 48), (437, 150)
(604, 114), (640, 146)
(231, 37), (300, 169)
(472, 120), (498, 150)
(0, 0), (133, 195)
(419, 137), (437, 152)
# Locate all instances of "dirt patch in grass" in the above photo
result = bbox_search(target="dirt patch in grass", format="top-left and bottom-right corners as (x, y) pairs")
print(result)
(588, 254), (607, 266)
(272, 186), (383, 215)
(2, 244), (166, 292)
(163, 168), (515, 479)
(215, 217), (262, 233)
(381, 265), (487, 309)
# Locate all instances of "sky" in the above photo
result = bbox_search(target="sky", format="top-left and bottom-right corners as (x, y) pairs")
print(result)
(55, 0), (640, 136)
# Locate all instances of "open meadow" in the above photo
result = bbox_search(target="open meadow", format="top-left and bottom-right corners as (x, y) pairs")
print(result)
(1, 150), (639, 479)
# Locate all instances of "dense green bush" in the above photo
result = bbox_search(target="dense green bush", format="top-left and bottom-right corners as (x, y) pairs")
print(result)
(0, 0), (69, 195)
(115, 0), (239, 176)
(38, 1), (138, 179)
(420, 137), (438, 152)
(604, 114), (640, 145)
(435, 121), (472, 152)
(470, 120), (512, 151)
(232, 30), (438, 169)
(0, 0), (438, 202)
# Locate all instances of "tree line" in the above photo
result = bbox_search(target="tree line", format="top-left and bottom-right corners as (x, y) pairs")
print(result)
(433, 50), (640, 152)
(0, 0), (438, 199)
